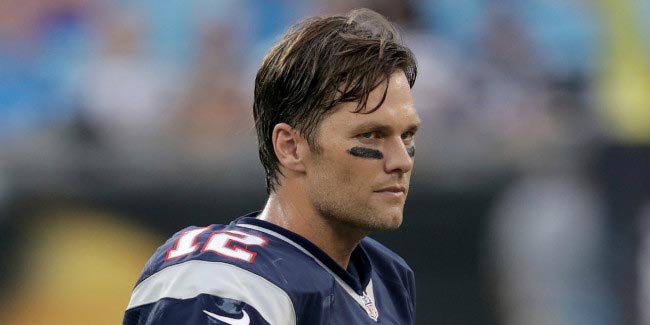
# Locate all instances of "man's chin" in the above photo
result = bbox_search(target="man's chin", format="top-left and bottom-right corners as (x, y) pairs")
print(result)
(367, 213), (403, 232)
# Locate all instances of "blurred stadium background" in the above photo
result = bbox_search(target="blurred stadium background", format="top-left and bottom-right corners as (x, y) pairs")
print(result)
(0, 0), (649, 324)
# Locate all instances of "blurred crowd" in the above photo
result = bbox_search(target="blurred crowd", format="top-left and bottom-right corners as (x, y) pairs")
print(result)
(0, 0), (649, 324)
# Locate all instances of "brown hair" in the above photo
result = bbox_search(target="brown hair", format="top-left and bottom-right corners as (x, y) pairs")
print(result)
(253, 8), (417, 193)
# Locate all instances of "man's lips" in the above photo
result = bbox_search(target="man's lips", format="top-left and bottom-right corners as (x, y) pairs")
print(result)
(374, 185), (406, 194)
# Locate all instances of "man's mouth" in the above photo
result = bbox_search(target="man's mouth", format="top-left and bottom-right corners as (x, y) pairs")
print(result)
(374, 185), (406, 197)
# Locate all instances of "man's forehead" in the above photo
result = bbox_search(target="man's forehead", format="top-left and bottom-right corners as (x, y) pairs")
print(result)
(350, 94), (419, 117)
(324, 71), (419, 129)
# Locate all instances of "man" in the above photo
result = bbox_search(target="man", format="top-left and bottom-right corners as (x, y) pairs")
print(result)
(124, 8), (419, 324)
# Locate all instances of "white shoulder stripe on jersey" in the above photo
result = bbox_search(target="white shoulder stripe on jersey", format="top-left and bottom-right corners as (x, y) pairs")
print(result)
(126, 260), (296, 325)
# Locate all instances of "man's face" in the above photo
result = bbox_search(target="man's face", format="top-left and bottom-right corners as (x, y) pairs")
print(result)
(304, 71), (420, 233)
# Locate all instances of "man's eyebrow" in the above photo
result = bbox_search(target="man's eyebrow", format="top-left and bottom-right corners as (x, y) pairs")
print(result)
(353, 122), (391, 133)
(407, 120), (421, 133)
(353, 120), (421, 133)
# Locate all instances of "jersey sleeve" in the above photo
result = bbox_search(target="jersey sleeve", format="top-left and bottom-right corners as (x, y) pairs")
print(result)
(123, 294), (270, 325)
(123, 260), (296, 325)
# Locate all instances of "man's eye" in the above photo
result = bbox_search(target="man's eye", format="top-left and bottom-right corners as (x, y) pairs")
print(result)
(401, 131), (415, 141)
(361, 132), (380, 139)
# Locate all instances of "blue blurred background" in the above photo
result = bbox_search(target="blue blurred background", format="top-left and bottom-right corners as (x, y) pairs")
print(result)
(0, 0), (649, 324)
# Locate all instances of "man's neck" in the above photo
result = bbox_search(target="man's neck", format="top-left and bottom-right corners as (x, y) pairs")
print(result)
(258, 192), (366, 269)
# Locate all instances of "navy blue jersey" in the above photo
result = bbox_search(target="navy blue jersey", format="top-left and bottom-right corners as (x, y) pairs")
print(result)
(124, 212), (416, 324)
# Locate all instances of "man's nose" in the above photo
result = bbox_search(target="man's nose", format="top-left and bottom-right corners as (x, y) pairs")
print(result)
(383, 137), (414, 174)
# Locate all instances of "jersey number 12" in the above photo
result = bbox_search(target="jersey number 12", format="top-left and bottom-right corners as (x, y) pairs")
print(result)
(166, 227), (268, 263)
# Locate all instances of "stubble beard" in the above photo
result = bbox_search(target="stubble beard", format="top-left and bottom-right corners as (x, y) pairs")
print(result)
(306, 147), (405, 234)
(312, 193), (404, 235)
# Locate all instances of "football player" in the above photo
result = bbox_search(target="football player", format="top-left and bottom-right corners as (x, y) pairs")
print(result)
(124, 8), (419, 324)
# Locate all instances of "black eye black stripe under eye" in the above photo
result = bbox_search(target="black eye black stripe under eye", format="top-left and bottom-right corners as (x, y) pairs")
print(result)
(347, 147), (383, 160)
(407, 146), (415, 157)
(347, 146), (415, 159)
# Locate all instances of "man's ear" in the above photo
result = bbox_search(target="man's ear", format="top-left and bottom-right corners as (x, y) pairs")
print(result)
(272, 123), (306, 173)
